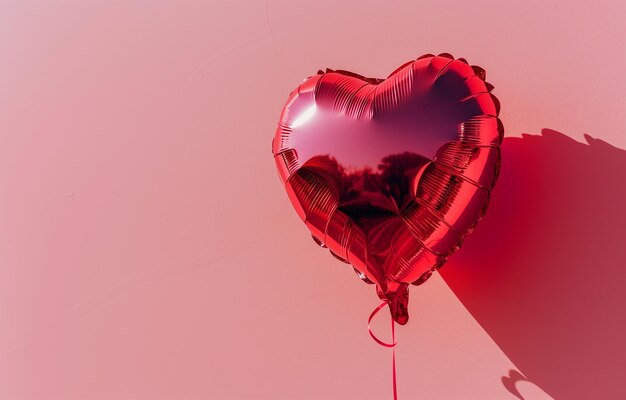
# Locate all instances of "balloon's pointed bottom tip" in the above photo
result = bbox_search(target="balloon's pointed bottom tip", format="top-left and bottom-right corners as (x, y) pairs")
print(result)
(393, 313), (409, 325)
(376, 281), (410, 325)
(389, 298), (409, 325)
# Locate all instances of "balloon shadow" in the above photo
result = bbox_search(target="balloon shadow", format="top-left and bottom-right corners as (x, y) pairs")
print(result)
(439, 129), (626, 399)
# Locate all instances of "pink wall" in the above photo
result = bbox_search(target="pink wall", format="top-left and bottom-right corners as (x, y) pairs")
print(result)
(1, 1), (624, 399)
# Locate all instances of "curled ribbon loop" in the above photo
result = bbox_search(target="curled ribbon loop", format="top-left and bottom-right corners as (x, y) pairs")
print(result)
(368, 301), (397, 347)
(368, 301), (398, 400)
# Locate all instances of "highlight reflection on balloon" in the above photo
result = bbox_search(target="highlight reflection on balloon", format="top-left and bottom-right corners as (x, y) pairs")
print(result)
(272, 54), (503, 324)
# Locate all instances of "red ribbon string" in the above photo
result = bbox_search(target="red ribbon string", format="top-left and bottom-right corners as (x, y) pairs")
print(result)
(368, 301), (398, 400)
(391, 313), (397, 400)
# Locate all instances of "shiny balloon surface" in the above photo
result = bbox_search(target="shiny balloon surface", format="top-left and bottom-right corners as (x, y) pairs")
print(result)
(272, 54), (503, 324)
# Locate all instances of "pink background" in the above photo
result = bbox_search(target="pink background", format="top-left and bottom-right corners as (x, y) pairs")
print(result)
(1, 1), (624, 399)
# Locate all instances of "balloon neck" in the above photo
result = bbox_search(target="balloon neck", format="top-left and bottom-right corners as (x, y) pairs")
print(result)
(377, 282), (410, 325)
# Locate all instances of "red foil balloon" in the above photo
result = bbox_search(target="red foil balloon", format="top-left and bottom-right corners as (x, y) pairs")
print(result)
(272, 54), (503, 324)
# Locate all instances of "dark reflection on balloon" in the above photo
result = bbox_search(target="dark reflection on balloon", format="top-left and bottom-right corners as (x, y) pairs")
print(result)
(273, 54), (503, 324)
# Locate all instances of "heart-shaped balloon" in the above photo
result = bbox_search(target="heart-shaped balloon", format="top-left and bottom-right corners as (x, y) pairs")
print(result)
(272, 54), (503, 324)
